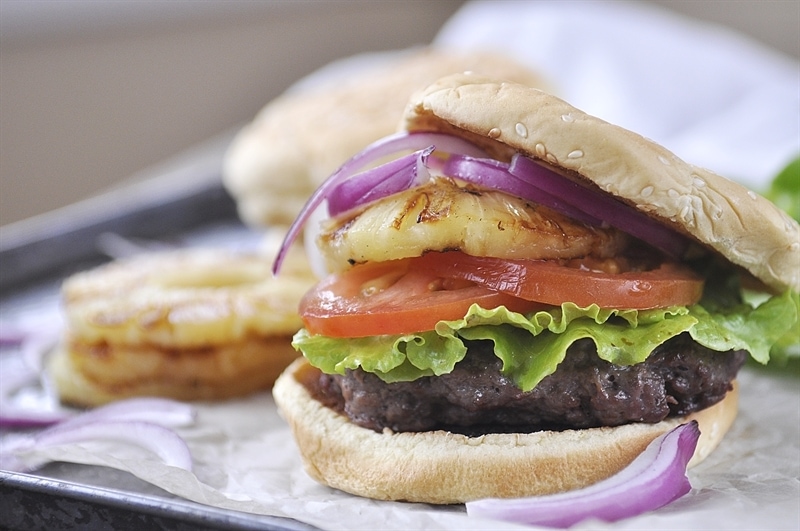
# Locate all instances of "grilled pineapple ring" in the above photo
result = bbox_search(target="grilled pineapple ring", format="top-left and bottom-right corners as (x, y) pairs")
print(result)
(50, 247), (317, 406)
(62, 249), (314, 347)
(318, 178), (629, 270)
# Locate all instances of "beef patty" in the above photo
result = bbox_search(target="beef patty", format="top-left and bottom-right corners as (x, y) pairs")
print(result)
(307, 333), (746, 435)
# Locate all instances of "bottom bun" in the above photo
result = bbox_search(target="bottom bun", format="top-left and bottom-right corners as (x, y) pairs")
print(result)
(273, 358), (739, 504)
(48, 336), (299, 407)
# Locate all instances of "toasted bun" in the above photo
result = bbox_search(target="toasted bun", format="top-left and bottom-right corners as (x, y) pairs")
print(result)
(273, 358), (738, 504)
(402, 73), (800, 293)
(223, 48), (548, 228)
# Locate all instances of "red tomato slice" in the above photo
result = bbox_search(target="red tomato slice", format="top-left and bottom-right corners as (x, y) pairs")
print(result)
(413, 251), (704, 310)
(299, 260), (544, 338)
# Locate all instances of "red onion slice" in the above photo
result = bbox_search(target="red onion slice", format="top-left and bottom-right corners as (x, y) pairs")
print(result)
(2, 362), (42, 401)
(0, 408), (71, 428)
(59, 397), (197, 429)
(6, 420), (194, 472)
(1, 370), (69, 426)
(1, 398), (197, 472)
(509, 154), (689, 258)
(331, 131), (487, 183)
(466, 421), (700, 528)
(0, 328), (25, 348)
(327, 146), (434, 217)
(19, 328), (60, 374)
(1, 351), (72, 428)
(442, 154), (603, 226)
(273, 130), (692, 274)
(272, 131), (487, 274)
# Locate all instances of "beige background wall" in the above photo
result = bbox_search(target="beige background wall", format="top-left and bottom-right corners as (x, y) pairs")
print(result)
(1, 1), (797, 227)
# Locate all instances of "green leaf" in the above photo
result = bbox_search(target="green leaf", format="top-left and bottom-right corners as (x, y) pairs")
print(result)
(688, 290), (798, 364)
(764, 155), (800, 222)
(293, 292), (798, 391)
(437, 303), (698, 390)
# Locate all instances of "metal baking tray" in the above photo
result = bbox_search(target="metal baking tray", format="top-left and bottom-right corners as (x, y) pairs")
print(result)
(0, 465), (316, 531)
(0, 133), (242, 293)
(0, 140), (319, 531)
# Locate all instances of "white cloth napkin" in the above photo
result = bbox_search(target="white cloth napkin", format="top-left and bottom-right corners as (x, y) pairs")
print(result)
(433, 0), (799, 190)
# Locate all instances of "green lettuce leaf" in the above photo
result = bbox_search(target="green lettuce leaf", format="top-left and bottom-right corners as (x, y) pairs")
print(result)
(759, 155), (800, 363)
(292, 328), (467, 382)
(293, 290), (798, 391)
(763, 155), (800, 223)
(740, 289), (800, 365)
(688, 290), (797, 365)
(772, 291), (800, 363)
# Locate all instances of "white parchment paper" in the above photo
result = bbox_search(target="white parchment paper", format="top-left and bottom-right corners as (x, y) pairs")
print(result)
(3, 2), (799, 530)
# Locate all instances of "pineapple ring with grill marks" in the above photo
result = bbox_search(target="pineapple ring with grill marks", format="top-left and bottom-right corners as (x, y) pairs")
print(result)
(317, 178), (630, 271)
(62, 247), (316, 349)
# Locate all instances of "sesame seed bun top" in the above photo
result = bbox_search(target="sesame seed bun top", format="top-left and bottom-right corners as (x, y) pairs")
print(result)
(402, 73), (800, 293)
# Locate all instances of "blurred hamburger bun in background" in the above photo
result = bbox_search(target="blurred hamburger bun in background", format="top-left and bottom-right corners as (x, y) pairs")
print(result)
(222, 47), (549, 229)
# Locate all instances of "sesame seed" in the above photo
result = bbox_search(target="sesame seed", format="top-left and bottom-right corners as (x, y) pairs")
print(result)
(677, 195), (702, 226)
(658, 156), (670, 166)
(668, 189), (679, 199)
(488, 127), (501, 139)
(747, 190), (758, 200)
(561, 113), (574, 123)
(790, 242), (800, 251)
(535, 143), (546, 157)
(680, 206), (692, 224)
(515, 123), (528, 138)
(546, 153), (558, 164)
(567, 150), (584, 159)
(692, 177), (706, 187)
(641, 186), (654, 197)
(782, 212), (798, 233)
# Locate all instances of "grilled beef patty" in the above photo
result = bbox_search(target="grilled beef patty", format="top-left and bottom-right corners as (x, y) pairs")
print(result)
(308, 333), (745, 434)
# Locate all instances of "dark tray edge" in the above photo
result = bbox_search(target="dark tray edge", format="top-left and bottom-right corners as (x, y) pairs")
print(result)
(0, 136), (240, 293)
(0, 469), (318, 531)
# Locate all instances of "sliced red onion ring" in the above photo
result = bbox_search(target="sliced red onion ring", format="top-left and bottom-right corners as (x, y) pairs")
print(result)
(4, 420), (193, 473)
(1, 330), (69, 428)
(0, 408), (71, 428)
(59, 397), (197, 429)
(466, 421), (700, 528)
(509, 154), (689, 258)
(272, 131), (487, 274)
(0, 327), (25, 348)
(19, 328), (60, 374)
(331, 131), (488, 180)
(1, 398), (197, 472)
(2, 362), (42, 400)
(1, 357), (72, 428)
(273, 130), (692, 274)
(442, 154), (603, 226)
(327, 146), (434, 217)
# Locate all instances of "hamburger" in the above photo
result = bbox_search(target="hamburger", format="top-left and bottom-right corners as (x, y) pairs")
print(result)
(272, 73), (799, 504)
